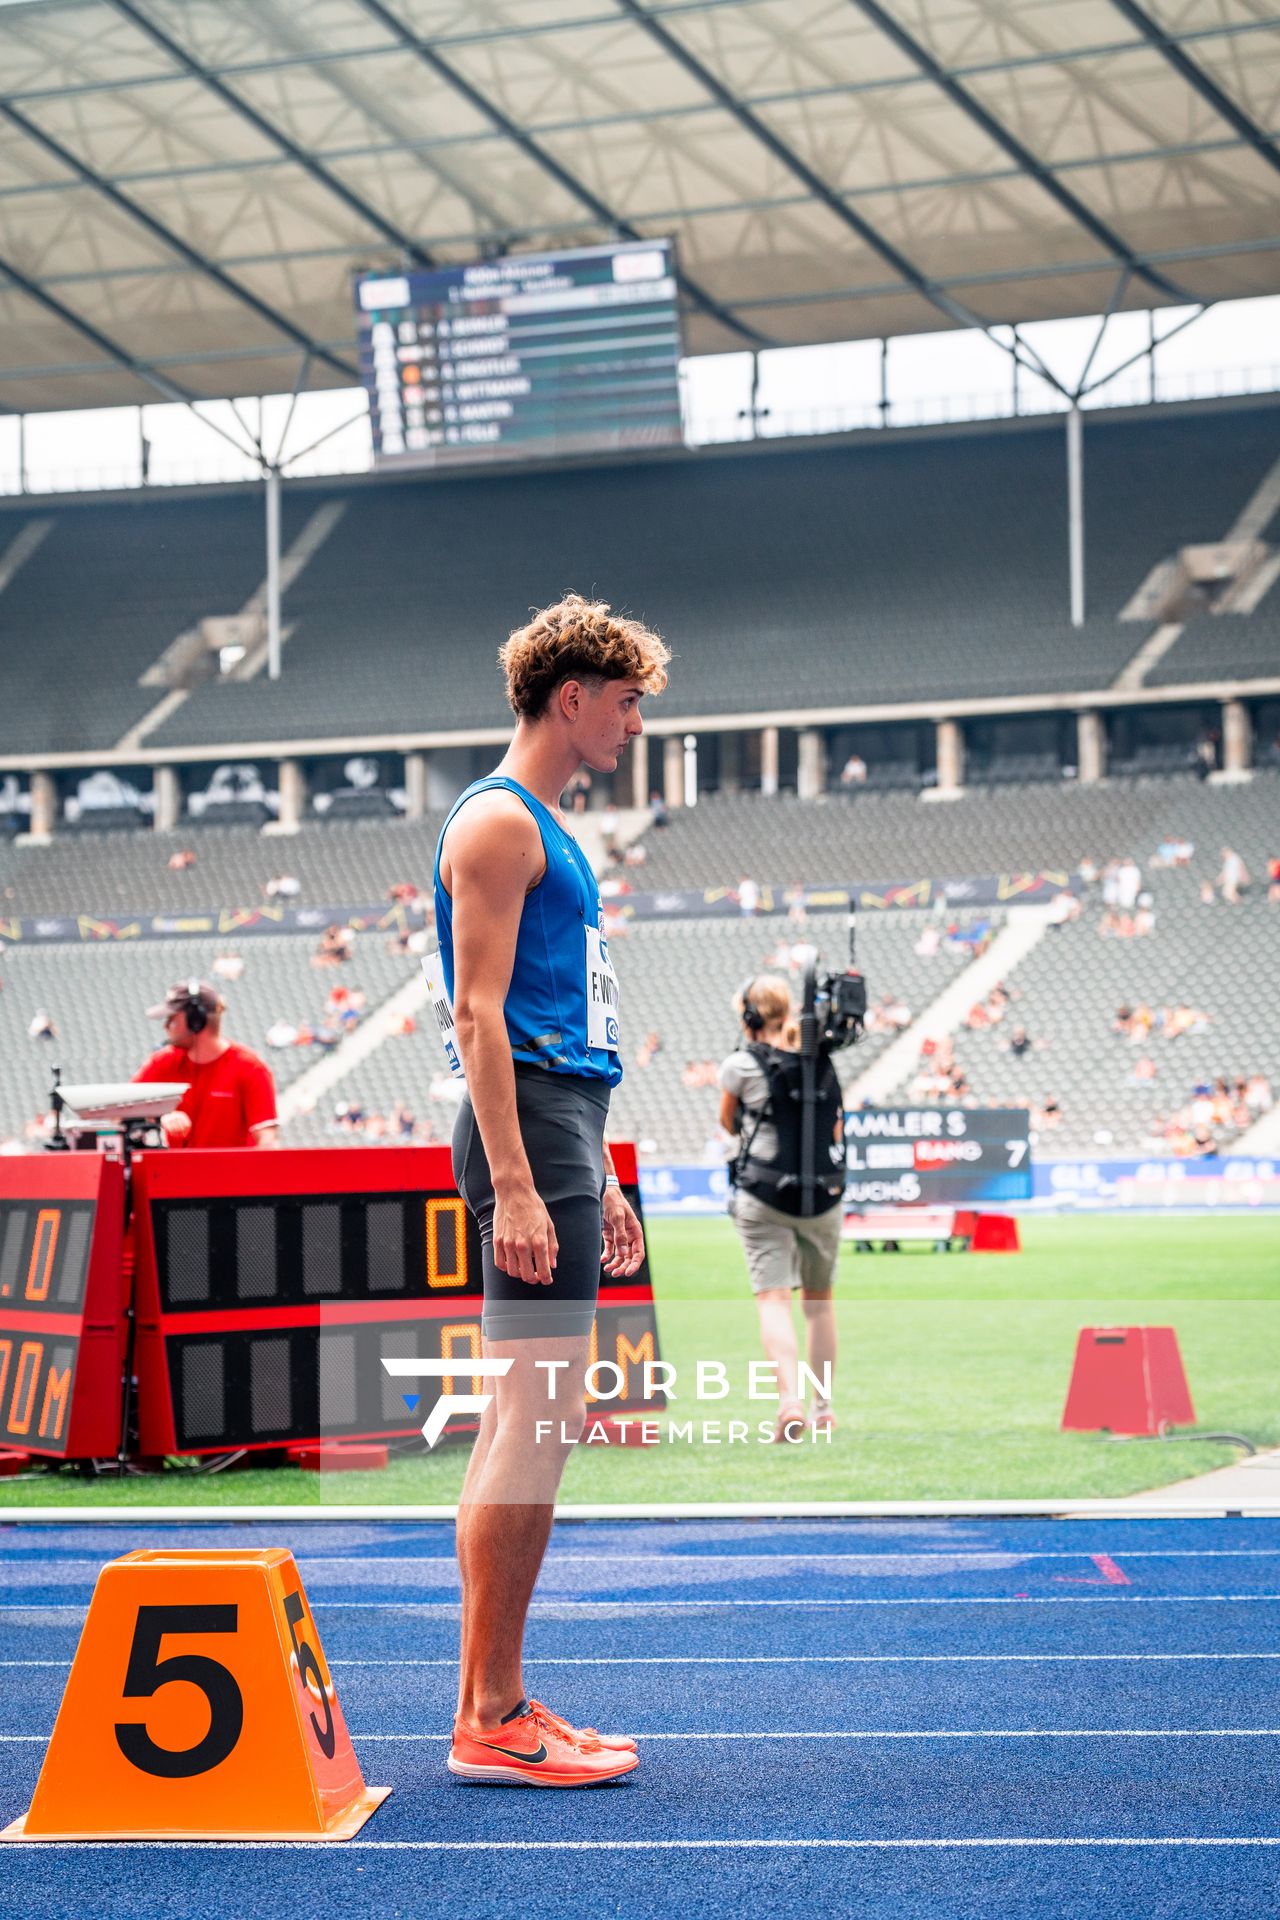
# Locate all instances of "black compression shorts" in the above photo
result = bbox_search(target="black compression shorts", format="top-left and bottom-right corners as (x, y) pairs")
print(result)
(452, 1063), (610, 1341)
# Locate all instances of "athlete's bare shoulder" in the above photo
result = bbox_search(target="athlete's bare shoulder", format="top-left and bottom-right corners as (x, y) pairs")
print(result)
(441, 786), (545, 898)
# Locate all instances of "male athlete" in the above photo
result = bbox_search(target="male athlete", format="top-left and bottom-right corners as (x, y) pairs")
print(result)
(433, 594), (669, 1787)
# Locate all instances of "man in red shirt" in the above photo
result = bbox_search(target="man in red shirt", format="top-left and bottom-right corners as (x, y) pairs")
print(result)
(133, 979), (279, 1149)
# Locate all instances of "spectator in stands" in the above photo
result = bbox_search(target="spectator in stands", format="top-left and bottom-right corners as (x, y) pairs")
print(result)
(1133, 895), (1156, 937)
(1194, 733), (1218, 780)
(135, 980), (278, 1149)
(27, 1009), (57, 1042)
(1218, 847), (1249, 904)
(1164, 1003), (1211, 1041)
(1046, 888), (1081, 929)
(623, 841), (647, 868)
(736, 876), (760, 917)
(264, 873), (301, 900)
(265, 1018), (299, 1049)
(1129, 1005), (1155, 1045)
(1153, 837), (1194, 868)
(876, 992), (911, 1032)
(600, 802), (619, 843)
(1112, 1003), (1134, 1038)
(1077, 857), (1099, 891)
(167, 848), (197, 872)
(1199, 878), (1216, 906)
(312, 923), (354, 967)
(913, 921), (942, 957)
(212, 953), (245, 982)
(1002, 1024), (1043, 1061)
(1129, 1056), (1158, 1086)
(649, 791), (669, 828)
(1269, 855), (1280, 905)
(1246, 1071), (1274, 1115)
(839, 752), (867, 789)
(633, 1029), (663, 1069)
(1034, 1096), (1063, 1132)
(1115, 856), (1143, 914)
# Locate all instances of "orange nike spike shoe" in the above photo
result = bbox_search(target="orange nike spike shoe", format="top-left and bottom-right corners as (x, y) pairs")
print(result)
(448, 1698), (639, 1787)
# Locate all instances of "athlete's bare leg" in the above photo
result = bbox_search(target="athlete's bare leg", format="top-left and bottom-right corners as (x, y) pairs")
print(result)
(456, 1332), (589, 1725)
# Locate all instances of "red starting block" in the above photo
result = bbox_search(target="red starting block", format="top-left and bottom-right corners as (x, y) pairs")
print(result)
(286, 1442), (388, 1473)
(843, 1209), (1021, 1252)
(1061, 1326), (1195, 1436)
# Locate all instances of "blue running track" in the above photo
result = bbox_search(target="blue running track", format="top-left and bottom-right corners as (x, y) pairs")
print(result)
(0, 1516), (1278, 1919)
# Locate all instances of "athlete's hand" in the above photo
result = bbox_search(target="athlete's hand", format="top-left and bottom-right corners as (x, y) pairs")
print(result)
(601, 1187), (645, 1278)
(493, 1186), (559, 1286)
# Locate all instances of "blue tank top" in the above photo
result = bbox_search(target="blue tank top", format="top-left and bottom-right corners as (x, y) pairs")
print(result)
(433, 775), (622, 1087)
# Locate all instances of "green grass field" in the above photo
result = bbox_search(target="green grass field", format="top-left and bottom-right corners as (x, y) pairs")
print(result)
(4, 1214), (1276, 1509)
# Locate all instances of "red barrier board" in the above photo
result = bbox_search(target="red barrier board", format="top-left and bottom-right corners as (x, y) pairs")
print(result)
(131, 1143), (660, 1457)
(0, 1157), (127, 1458)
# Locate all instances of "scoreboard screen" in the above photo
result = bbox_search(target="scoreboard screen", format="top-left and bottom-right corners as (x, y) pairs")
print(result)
(844, 1108), (1033, 1209)
(0, 1157), (126, 1458)
(132, 1145), (661, 1456)
(355, 240), (683, 469)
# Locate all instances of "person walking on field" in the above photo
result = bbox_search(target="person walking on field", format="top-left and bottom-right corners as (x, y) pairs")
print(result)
(432, 593), (669, 1788)
(719, 976), (844, 1442)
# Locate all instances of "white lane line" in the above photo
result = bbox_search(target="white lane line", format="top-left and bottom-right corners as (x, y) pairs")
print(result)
(6, 1728), (1280, 1746)
(2, 1652), (1277, 1670)
(5, 1836), (1279, 1852)
(341, 1728), (1280, 1743)
(4, 1593), (1280, 1616)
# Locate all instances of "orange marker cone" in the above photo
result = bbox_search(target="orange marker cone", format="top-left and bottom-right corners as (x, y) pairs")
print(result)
(2, 1549), (390, 1842)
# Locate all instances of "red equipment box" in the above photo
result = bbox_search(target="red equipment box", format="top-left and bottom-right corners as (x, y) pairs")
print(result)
(0, 1157), (127, 1458)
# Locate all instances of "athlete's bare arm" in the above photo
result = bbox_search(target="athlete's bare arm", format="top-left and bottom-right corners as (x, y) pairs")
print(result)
(441, 791), (559, 1286)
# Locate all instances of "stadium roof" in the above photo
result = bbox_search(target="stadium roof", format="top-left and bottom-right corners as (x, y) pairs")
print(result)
(1, 0), (1278, 413)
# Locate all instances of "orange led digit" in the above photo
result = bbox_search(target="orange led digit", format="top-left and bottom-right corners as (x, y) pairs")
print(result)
(24, 1210), (59, 1304)
(8, 1340), (42, 1436)
(0, 1339), (10, 1414)
(439, 1323), (482, 1397)
(425, 1197), (468, 1288)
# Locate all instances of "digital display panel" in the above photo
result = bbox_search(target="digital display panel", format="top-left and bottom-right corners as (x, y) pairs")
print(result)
(0, 1160), (126, 1459)
(845, 1108), (1033, 1208)
(355, 240), (683, 470)
(0, 1202), (95, 1314)
(133, 1147), (662, 1457)
(0, 1332), (79, 1450)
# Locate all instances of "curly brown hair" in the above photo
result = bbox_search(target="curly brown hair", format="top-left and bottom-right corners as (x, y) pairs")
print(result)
(498, 593), (670, 720)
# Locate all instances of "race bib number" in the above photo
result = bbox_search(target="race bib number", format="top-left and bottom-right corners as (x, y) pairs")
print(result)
(421, 953), (465, 1080)
(585, 925), (620, 1053)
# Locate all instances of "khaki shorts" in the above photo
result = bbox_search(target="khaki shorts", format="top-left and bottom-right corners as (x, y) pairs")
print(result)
(728, 1188), (842, 1296)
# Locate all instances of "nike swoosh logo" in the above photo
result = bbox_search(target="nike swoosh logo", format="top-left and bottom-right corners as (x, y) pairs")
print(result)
(480, 1740), (548, 1763)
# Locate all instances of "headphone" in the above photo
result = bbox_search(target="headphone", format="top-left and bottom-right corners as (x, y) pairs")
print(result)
(181, 979), (208, 1034)
(738, 977), (765, 1034)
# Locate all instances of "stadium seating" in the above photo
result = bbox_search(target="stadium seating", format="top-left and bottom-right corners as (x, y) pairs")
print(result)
(0, 816), (450, 917)
(0, 491), (309, 756)
(633, 773), (1280, 893)
(0, 934), (412, 1150)
(3, 404), (1276, 761)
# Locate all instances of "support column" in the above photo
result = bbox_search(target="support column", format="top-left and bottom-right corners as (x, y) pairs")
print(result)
(29, 771), (55, 839)
(663, 735), (683, 809)
(1067, 405), (1085, 629)
(682, 734), (698, 808)
(935, 719), (965, 798)
(265, 465), (282, 681)
(1222, 699), (1252, 776)
(797, 728), (826, 800)
(630, 730), (649, 812)
(1077, 710), (1106, 785)
(760, 725), (779, 798)
(720, 729), (741, 795)
(277, 757), (306, 832)
(153, 765), (181, 832)
(403, 750), (427, 821)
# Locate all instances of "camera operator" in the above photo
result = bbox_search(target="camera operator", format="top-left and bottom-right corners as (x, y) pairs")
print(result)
(718, 975), (845, 1441)
(133, 979), (279, 1149)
